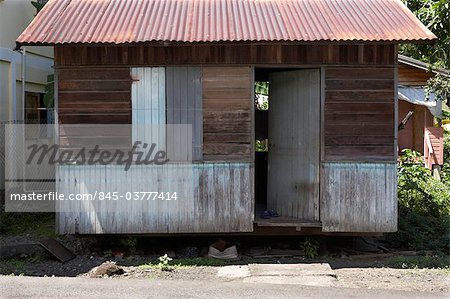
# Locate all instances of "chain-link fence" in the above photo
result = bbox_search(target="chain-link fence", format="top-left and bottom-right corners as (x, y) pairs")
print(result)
(0, 119), (56, 235)
(0, 120), (25, 191)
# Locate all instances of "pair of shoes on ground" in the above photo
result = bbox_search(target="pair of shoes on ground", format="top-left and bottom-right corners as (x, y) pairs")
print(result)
(260, 210), (279, 219)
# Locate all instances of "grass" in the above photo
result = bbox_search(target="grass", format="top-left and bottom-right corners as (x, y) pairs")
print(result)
(137, 257), (228, 270)
(0, 213), (56, 237)
(0, 255), (44, 275)
(386, 255), (450, 272)
(172, 257), (228, 267)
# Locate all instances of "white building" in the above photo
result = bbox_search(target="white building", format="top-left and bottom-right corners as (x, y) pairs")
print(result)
(0, 0), (54, 189)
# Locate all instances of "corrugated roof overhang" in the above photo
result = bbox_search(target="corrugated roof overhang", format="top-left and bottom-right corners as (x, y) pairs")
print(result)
(16, 0), (437, 47)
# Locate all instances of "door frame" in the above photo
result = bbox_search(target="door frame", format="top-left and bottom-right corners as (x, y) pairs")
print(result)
(318, 66), (325, 221)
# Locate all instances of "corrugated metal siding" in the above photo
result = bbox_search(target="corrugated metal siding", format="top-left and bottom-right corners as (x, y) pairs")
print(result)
(17, 0), (436, 45)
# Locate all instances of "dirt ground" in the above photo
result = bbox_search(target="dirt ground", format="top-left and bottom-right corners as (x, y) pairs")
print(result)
(1, 230), (449, 294)
(334, 267), (449, 294)
(1, 250), (449, 294)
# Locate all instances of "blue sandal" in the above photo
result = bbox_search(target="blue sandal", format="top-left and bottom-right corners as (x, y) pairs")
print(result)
(260, 210), (271, 219)
(268, 210), (279, 217)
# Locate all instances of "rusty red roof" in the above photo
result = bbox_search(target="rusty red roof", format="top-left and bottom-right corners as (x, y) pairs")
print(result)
(17, 0), (436, 45)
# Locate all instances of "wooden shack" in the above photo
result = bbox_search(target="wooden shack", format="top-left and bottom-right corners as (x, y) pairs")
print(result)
(16, 0), (436, 234)
(397, 55), (447, 169)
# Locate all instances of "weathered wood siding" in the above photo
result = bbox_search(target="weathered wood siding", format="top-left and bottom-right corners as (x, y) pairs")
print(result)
(398, 63), (433, 86)
(55, 44), (396, 66)
(424, 127), (444, 168)
(320, 162), (397, 232)
(57, 163), (254, 234)
(58, 68), (132, 124)
(202, 67), (253, 161)
(131, 67), (166, 149)
(398, 100), (434, 154)
(166, 67), (203, 160)
(324, 67), (396, 161)
(54, 43), (399, 234)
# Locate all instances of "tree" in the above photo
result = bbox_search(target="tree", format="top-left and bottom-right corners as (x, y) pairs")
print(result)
(31, 0), (48, 14)
(400, 0), (449, 69)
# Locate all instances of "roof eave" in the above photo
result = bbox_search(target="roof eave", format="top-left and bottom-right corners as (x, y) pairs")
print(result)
(398, 54), (450, 77)
(15, 38), (437, 48)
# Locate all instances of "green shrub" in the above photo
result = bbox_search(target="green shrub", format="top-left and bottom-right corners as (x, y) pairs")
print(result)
(397, 149), (450, 217)
(386, 149), (450, 253)
(301, 237), (320, 259)
(390, 206), (449, 253)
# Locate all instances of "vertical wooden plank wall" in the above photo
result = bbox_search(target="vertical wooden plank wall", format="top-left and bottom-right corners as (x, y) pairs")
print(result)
(58, 163), (254, 233)
(267, 70), (320, 220)
(55, 44), (396, 66)
(321, 162), (397, 232)
(166, 67), (203, 160)
(131, 67), (166, 148)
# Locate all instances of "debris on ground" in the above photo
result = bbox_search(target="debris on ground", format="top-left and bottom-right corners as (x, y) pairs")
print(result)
(89, 262), (124, 277)
(208, 246), (239, 260)
(207, 240), (239, 260)
(38, 237), (76, 263)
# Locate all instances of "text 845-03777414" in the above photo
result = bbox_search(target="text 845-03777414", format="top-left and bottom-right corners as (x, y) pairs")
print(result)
(95, 191), (178, 201)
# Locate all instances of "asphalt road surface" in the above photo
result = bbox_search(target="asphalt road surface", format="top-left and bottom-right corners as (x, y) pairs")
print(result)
(0, 276), (447, 299)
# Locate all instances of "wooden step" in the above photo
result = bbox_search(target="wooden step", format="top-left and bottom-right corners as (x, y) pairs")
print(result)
(254, 216), (322, 228)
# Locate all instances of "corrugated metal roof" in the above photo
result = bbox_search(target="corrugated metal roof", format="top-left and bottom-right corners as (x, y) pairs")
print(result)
(17, 0), (437, 45)
(399, 55), (450, 76)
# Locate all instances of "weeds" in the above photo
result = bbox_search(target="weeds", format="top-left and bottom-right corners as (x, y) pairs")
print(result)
(157, 254), (173, 271)
(171, 257), (227, 267)
(301, 238), (319, 259)
(0, 213), (55, 237)
(387, 255), (450, 272)
(138, 256), (227, 271)
(0, 255), (44, 275)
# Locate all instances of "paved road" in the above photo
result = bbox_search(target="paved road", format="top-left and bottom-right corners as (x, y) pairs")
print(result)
(0, 276), (447, 299)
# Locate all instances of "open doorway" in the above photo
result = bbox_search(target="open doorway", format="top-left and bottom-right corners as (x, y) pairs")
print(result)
(254, 68), (321, 222)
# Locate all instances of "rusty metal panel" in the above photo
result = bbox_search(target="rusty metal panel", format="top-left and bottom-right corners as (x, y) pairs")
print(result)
(17, 0), (436, 46)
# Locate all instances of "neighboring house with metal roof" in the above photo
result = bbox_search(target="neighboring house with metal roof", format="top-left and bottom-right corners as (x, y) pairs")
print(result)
(397, 55), (447, 170)
(0, 0), (54, 189)
(13, 0), (436, 235)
